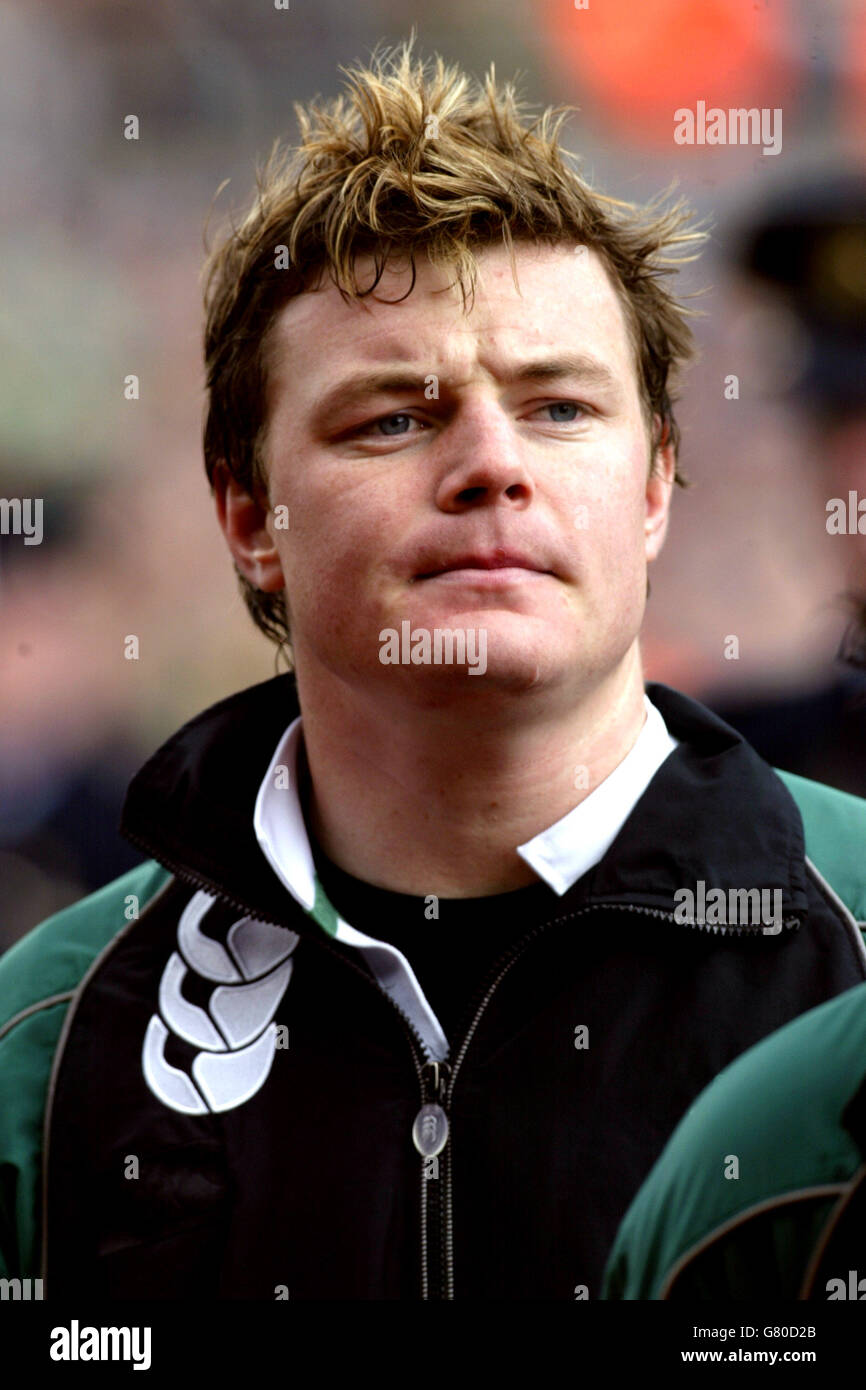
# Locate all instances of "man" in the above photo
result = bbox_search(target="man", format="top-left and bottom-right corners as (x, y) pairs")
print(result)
(1, 42), (865, 1302)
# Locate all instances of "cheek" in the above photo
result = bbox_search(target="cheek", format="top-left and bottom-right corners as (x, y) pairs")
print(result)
(573, 447), (647, 566)
(610, 444), (651, 534)
(274, 480), (395, 607)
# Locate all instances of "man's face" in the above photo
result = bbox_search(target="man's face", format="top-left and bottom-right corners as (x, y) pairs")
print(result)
(249, 241), (673, 708)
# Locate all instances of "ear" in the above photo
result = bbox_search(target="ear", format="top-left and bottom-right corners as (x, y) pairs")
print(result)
(212, 462), (285, 593)
(645, 416), (676, 563)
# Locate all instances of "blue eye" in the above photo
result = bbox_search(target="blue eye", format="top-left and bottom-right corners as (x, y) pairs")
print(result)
(377, 413), (413, 435)
(546, 402), (581, 422)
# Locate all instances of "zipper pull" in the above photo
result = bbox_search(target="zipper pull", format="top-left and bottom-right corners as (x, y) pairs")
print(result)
(412, 1061), (451, 1157)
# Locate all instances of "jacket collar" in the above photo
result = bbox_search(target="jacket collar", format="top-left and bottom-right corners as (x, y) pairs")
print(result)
(252, 695), (680, 915)
(120, 673), (809, 933)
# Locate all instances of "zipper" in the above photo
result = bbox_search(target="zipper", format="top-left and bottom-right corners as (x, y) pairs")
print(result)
(417, 1059), (451, 1301)
(123, 830), (799, 1300)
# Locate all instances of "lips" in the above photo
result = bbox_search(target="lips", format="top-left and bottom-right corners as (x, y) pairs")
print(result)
(416, 549), (548, 579)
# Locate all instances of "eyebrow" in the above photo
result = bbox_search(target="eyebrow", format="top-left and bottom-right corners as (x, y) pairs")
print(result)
(310, 353), (623, 422)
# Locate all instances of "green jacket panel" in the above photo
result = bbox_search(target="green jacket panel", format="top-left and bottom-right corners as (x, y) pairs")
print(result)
(657, 1196), (840, 1300)
(0, 860), (171, 1279)
(775, 769), (866, 922)
(602, 979), (866, 1299)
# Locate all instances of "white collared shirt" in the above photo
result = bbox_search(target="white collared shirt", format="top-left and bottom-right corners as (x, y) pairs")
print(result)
(253, 694), (679, 1060)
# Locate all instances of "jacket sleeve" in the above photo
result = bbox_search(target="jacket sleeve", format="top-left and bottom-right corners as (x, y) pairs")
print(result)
(774, 768), (866, 927)
(0, 860), (172, 1277)
(602, 981), (866, 1299)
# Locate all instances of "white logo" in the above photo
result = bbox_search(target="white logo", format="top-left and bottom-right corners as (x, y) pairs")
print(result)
(142, 891), (298, 1114)
(50, 1320), (151, 1371)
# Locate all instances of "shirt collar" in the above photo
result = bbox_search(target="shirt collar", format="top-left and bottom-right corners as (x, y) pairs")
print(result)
(253, 694), (679, 910)
(517, 696), (680, 894)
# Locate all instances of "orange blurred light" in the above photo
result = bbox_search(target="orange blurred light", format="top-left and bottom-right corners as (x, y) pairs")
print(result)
(540, 0), (797, 146)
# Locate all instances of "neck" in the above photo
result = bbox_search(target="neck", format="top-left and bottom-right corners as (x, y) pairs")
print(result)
(295, 646), (648, 898)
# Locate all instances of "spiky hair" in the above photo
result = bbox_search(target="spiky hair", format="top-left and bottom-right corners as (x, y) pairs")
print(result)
(203, 37), (707, 652)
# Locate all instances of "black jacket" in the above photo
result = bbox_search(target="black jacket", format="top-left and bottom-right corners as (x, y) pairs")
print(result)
(39, 674), (866, 1299)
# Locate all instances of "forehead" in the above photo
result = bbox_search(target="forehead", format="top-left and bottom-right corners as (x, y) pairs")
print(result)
(264, 242), (639, 415)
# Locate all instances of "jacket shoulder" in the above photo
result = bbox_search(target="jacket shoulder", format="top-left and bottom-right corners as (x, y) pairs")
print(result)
(774, 769), (866, 921)
(0, 860), (172, 1278)
(603, 980), (866, 1299)
(0, 859), (172, 1034)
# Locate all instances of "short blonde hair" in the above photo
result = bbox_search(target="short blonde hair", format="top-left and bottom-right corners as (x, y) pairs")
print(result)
(203, 38), (706, 650)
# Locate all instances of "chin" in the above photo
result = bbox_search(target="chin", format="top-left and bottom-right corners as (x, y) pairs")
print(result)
(410, 647), (572, 701)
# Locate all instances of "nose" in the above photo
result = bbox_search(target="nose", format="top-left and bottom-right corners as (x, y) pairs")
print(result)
(434, 401), (535, 513)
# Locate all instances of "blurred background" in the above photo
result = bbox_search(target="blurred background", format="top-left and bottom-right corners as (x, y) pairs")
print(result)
(2, 0), (865, 949)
